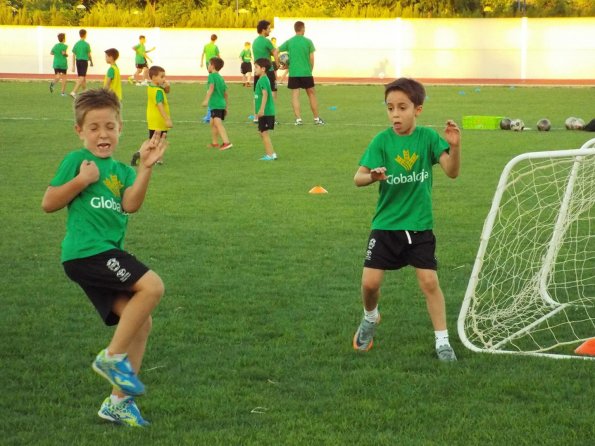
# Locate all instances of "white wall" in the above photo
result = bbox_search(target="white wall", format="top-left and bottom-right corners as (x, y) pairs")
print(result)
(1, 17), (594, 81)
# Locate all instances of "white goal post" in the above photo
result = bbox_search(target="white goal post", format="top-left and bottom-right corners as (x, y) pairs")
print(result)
(458, 137), (595, 360)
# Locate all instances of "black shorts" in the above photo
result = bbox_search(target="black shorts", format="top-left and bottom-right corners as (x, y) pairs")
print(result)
(258, 116), (275, 133)
(241, 62), (252, 75)
(63, 249), (150, 326)
(136, 62), (148, 69)
(210, 109), (226, 120)
(75, 59), (89, 76)
(254, 70), (277, 92)
(363, 229), (438, 271)
(54, 68), (67, 75)
(149, 129), (168, 138)
(288, 76), (315, 90)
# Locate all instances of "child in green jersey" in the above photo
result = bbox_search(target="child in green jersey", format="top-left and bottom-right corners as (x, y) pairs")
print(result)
(239, 42), (253, 87)
(352, 78), (461, 362)
(70, 29), (93, 99)
(201, 57), (232, 150)
(42, 89), (168, 426)
(129, 35), (155, 86)
(50, 33), (68, 96)
(103, 48), (122, 101)
(254, 58), (277, 161)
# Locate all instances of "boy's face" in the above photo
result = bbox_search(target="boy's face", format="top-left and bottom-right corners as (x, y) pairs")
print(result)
(151, 71), (166, 85)
(254, 64), (265, 76)
(105, 54), (113, 64)
(75, 107), (122, 159)
(385, 90), (422, 136)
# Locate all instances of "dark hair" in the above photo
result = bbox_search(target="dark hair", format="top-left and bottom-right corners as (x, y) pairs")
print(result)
(210, 33), (217, 41)
(257, 20), (270, 34)
(79, 29), (87, 38)
(254, 57), (271, 71)
(57, 33), (65, 42)
(74, 89), (120, 126)
(384, 77), (426, 106)
(209, 57), (224, 71)
(139, 35), (145, 40)
(148, 65), (165, 78)
(104, 48), (119, 61)
(294, 21), (305, 32)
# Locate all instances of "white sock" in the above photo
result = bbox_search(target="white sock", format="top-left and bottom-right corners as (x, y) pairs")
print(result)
(435, 330), (450, 349)
(105, 350), (126, 361)
(364, 306), (379, 323)
(110, 394), (128, 405)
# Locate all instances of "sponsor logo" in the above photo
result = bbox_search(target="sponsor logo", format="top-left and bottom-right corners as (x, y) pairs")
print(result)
(386, 169), (429, 185)
(368, 238), (376, 250)
(103, 174), (123, 198)
(106, 258), (132, 282)
(395, 149), (418, 171)
(90, 196), (123, 213)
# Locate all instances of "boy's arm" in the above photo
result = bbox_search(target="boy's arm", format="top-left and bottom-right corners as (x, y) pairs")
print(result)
(354, 165), (388, 187)
(41, 161), (99, 212)
(156, 102), (173, 128)
(71, 53), (76, 72)
(201, 83), (214, 107)
(200, 50), (205, 67)
(257, 89), (268, 117)
(122, 132), (169, 213)
(439, 120), (461, 179)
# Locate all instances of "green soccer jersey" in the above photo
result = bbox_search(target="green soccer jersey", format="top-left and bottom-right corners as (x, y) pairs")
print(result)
(278, 35), (315, 77)
(254, 75), (275, 116)
(49, 148), (136, 262)
(72, 39), (91, 61)
(207, 71), (227, 110)
(134, 43), (146, 64)
(203, 42), (219, 64)
(359, 126), (449, 231)
(252, 35), (274, 72)
(51, 43), (68, 70)
(239, 48), (252, 63)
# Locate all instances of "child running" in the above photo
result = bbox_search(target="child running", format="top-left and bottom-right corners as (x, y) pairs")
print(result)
(42, 88), (168, 426)
(201, 57), (232, 150)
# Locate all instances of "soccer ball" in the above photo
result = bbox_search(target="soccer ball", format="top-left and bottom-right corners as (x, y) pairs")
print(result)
(537, 118), (551, 131)
(500, 117), (512, 130)
(510, 119), (524, 131)
(565, 117), (577, 130)
(572, 118), (585, 130)
(279, 53), (289, 66)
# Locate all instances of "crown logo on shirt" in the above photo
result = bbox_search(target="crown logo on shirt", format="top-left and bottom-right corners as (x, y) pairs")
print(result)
(103, 174), (123, 198)
(395, 150), (418, 172)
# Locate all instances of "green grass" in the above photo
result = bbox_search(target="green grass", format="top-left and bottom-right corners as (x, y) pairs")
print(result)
(1, 80), (594, 445)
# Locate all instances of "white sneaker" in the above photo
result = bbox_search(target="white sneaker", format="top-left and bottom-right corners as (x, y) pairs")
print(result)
(314, 117), (325, 125)
(295, 118), (303, 126)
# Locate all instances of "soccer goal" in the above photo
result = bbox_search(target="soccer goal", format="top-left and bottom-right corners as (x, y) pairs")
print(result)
(458, 138), (595, 360)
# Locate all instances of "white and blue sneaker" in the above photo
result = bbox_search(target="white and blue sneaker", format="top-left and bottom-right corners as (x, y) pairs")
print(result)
(98, 396), (150, 427)
(259, 154), (276, 161)
(92, 349), (145, 396)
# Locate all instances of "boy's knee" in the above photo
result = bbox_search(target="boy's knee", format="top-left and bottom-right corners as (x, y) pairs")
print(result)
(137, 270), (165, 300)
(418, 274), (439, 295)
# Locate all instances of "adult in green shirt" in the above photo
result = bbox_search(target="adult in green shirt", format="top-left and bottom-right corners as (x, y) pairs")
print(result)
(279, 21), (324, 126)
(50, 32), (68, 96)
(70, 28), (93, 98)
(252, 20), (278, 100)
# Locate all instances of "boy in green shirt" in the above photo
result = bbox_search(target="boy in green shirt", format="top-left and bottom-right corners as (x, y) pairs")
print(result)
(42, 89), (168, 426)
(352, 78), (461, 362)
(70, 29), (93, 99)
(200, 34), (220, 124)
(254, 58), (277, 161)
(201, 57), (232, 150)
(239, 41), (253, 87)
(129, 35), (155, 86)
(279, 21), (324, 126)
(50, 32), (68, 96)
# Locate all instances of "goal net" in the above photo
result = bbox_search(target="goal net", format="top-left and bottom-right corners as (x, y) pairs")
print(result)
(458, 138), (595, 359)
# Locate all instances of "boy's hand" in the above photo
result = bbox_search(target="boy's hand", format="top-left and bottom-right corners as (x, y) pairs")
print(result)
(79, 160), (100, 185)
(139, 131), (169, 167)
(444, 119), (461, 147)
(370, 167), (388, 182)
(201, 99), (208, 107)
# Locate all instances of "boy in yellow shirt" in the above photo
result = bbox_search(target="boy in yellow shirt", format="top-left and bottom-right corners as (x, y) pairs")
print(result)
(103, 48), (122, 101)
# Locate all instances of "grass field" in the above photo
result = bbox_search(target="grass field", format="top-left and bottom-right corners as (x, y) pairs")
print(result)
(1, 79), (594, 445)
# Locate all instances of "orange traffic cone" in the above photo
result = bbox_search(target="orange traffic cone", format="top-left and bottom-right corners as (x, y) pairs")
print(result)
(575, 338), (595, 356)
(309, 186), (328, 194)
